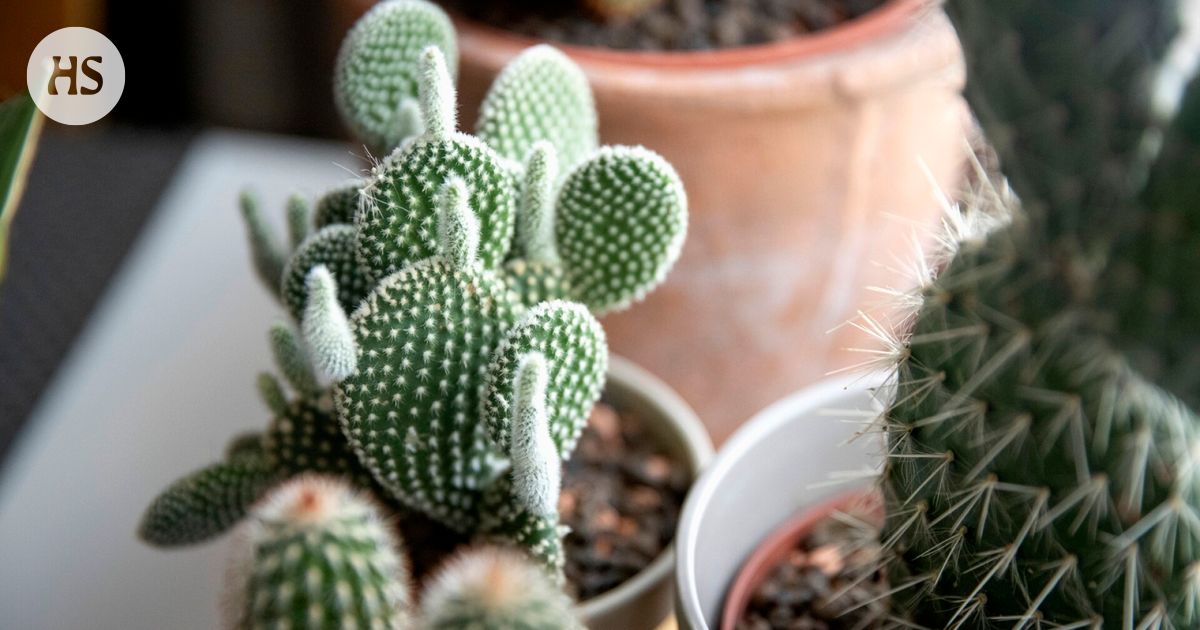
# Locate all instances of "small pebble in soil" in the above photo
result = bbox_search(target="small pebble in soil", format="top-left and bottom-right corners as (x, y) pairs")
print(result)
(444, 0), (889, 51)
(737, 507), (886, 629)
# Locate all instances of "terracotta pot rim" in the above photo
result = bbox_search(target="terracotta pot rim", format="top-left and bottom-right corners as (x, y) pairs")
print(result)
(719, 488), (880, 630)
(577, 355), (715, 625)
(452, 0), (933, 71)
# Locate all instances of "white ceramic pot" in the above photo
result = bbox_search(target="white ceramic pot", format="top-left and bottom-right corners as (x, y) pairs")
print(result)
(673, 373), (887, 629)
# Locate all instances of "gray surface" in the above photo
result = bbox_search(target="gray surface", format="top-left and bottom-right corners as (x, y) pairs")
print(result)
(0, 130), (360, 630)
(0, 127), (194, 462)
(674, 373), (886, 630)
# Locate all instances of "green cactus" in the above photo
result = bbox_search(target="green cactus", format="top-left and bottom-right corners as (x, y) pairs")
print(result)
(481, 302), (607, 458)
(334, 0), (456, 153)
(145, 0), (688, 591)
(313, 180), (363, 229)
(227, 476), (412, 630)
(355, 47), (517, 281)
(476, 45), (598, 173)
(281, 225), (373, 321)
(422, 547), (581, 629)
(330, 178), (522, 528)
(877, 1), (1200, 627)
(502, 141), (687, 315)
(139, 454), (281, 547)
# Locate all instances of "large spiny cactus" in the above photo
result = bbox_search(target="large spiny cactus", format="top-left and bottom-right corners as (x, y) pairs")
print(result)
(877, 1), (1200, 627)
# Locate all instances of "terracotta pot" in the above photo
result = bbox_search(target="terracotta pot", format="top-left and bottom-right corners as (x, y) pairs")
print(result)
(720, 490), (880, 630)
(453, 1), (965, 443)
(580, 355), (715, 630)
(334, 0), (966, 444)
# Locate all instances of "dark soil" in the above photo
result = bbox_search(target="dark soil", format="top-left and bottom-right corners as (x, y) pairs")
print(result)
(561, 400), (691, 600)
(443, 0), (889, 51)
(394, 399), (690, 603)
(737, 508), (886, 630)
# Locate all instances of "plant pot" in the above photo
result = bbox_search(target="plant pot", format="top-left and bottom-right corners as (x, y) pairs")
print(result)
(445, 0), (964, 443)
(584, 355), (714, 630)
(720, 489), (880, 630)
(673, 373), (886, 630)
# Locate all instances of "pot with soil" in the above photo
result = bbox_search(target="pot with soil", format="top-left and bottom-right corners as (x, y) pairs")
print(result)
(673, 374), (886, 629)
(336, 0), (967, 443)
(137, 3), (710, 628)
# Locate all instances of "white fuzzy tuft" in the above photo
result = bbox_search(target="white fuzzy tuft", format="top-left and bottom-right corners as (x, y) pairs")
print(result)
(437, 178), (480, 270)
(301, 265), (358, 381)
(510, 353), (561, 518)
(419, 46), (457, 140)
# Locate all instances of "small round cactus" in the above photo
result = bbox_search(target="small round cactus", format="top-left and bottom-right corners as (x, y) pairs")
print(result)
(313, 180), (363, 229)
(334, 0), (456, 152)
(227, 476), (412, 630)
(421, 547), (581, 629)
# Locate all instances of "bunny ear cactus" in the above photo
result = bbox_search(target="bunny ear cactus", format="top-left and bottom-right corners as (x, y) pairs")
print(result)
(877, 1), (1200, 627)
(422, 547), (581, 630)
(334, 0), (456, 153)
(227, 476), (413, 630)
(313, 180), (363, 229)
(476, 45), (599, 173)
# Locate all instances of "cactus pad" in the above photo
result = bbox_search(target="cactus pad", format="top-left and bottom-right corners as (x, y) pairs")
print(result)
(481, 301), (606, 457)
(476, 45), (598, 173)
(138, 455), (280, 547)
(313, 181), (363, 228)
(281, 225), (373, 321)
(357, 135), (516, 279)
(334, 0), (456, 151)
(336, 257), (521, 528)
(556, 146), (687, 314)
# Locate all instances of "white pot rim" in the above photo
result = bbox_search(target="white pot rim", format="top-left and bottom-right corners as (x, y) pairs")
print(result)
(674, 372), (888, 630)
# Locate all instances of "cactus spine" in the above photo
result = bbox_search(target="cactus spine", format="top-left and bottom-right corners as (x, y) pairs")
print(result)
(877, 1), (1200, 627)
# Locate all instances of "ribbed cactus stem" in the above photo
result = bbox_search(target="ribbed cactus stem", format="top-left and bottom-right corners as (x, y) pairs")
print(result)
(268, 322), (318, 396)
(518, 142), (560, 264)
(231, 476), (412, 630)
(437, 178), (480, 269)
(285, 195), (311, 249)
(256, 373), (288, 416)
(239, 190), (285, 298)
(419, 46), (456, 140)
(301, 265), (358, 381)
(510, 353), (560, 518)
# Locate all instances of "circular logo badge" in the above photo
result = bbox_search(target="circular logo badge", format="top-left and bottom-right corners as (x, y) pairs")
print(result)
(27, 27), (125, 126)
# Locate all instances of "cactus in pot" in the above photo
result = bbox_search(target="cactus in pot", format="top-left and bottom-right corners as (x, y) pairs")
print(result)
(225, 475), (579, 630)
(139, 0), (687, 606)
(873, 0), (1200, 627)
